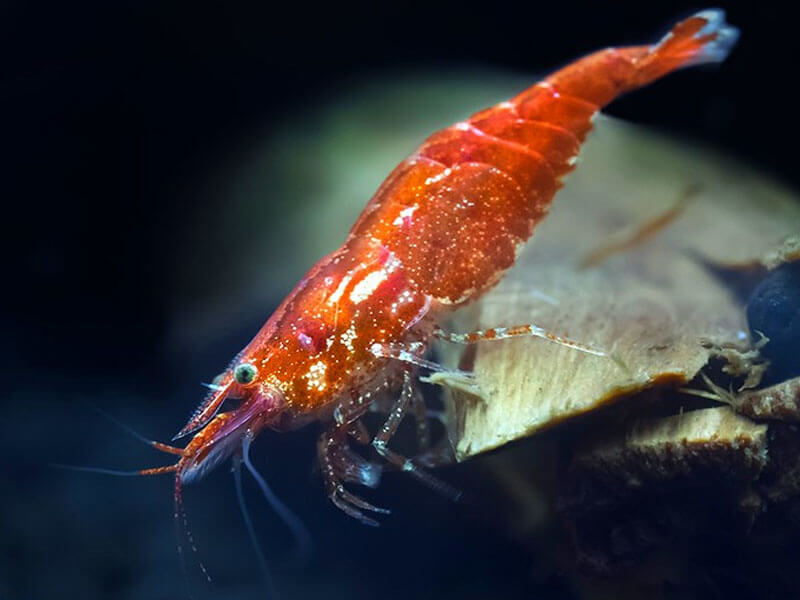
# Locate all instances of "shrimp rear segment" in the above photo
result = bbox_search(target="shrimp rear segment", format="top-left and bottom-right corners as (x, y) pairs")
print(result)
(350, 9), (737, 306)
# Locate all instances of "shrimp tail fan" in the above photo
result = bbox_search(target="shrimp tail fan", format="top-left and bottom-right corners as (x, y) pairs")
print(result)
(636, 9), (739, 84)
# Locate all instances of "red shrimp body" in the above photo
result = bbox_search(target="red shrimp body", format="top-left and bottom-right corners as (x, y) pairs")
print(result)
(156, 10), (737, 516)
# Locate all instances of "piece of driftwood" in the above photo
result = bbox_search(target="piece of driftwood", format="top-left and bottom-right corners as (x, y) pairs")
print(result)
(426, 116), (800, 598)
(435, 117), (800, 460)
(552, 407), (774, 598)
(567, 406), (769, 484)
(560, 407), (768, 563)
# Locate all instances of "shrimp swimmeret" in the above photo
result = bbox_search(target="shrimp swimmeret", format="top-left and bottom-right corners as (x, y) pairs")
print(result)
(87, 10), (739, 530)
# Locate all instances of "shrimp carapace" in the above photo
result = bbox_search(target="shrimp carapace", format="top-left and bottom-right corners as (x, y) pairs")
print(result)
(136, 10), (738, 526)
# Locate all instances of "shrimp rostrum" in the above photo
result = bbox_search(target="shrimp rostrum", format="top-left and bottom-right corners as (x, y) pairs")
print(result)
(123, 11), (739, 526)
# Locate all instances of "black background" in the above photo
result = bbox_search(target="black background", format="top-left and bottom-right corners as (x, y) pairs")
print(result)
(1, 1), (797, 599)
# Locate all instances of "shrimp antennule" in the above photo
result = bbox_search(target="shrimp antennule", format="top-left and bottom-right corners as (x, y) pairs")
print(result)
(241, 432), (313, 563)
(233, 456), (279, 597)
(173, 378), (235, 440)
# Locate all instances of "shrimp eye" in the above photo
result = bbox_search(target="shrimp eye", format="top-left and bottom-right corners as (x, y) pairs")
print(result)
(233, 363), (258, 385)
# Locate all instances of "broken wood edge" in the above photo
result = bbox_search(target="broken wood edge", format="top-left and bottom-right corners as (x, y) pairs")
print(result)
(440, 371), (693, 462)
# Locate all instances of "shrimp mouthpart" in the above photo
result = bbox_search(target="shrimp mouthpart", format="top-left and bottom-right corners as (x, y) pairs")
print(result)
(56, 386), (285, 487)
(179, 385), (285, 485)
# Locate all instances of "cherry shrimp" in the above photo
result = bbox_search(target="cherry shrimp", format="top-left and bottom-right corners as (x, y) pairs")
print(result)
(75, 6), (738, 568)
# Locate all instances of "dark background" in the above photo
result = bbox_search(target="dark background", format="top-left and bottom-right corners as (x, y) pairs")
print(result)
(1, 1), (797, 599)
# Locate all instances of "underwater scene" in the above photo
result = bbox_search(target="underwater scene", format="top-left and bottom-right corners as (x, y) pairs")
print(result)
(3, 2), (799, 599)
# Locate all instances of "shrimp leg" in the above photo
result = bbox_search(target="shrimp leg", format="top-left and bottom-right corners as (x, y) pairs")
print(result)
(365, 378), (432, 455)
(346, 419), (372, 445)
(434, 324), (606, 357)
(318, 391), (389, 526)
(370, 342), (475, 380)
(371, 371), (462, 501)
(318, 427), (389, 526)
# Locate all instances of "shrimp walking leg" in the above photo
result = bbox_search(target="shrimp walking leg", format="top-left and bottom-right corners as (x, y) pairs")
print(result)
(346, 419), (371, 445)
(365, 379), (431, 454)
(331, 433), (382, 488)
(434, 324), (606, 357)
(370, 342), (475, 380)
(318, 428), (389, 526)
(318, 391), (390, 525)
(371, 371), (462, 501)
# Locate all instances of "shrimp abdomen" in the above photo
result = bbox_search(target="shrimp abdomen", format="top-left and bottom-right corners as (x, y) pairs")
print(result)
(351, 10), (737, 305)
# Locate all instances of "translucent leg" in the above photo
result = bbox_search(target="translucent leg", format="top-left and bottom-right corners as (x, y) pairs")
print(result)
(369, 342), (475, 381)
(434, 323), (606, 357)
(371, 371), (462, 502)
(369, 342), (454, 372)
(329, 434), (382, 489)
(320, 466), (389, 527)
(347, 419), (371, 445)
(317, 416), (388, 527)
(330, 392), (382, 488)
